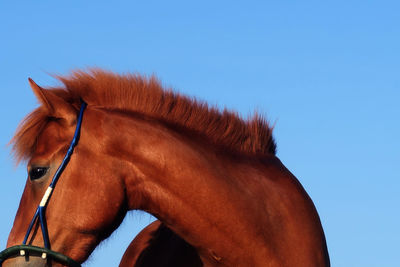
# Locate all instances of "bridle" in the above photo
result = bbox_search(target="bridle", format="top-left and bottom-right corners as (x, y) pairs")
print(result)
(0, 101), (87, 267)
(0, 101), (86, 266)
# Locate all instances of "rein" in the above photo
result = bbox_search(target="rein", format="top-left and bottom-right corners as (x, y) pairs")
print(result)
(0, 101), (87, 266)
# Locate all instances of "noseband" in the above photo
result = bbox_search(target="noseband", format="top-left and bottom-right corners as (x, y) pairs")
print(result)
(0, 101), (87, 266)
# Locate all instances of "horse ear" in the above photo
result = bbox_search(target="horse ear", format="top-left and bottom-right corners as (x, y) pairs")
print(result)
(28, 78), (76, 125)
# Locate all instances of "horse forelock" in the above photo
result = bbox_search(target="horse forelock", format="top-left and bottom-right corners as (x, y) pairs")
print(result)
(11, 69), (276, 163)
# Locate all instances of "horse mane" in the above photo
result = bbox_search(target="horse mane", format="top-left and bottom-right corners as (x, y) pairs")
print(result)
(11, 69), (276, 163)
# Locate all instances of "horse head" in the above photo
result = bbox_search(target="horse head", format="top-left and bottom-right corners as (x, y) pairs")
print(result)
(4, 79), (128, 266)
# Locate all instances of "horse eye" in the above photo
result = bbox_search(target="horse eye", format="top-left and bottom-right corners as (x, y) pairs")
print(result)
(29, 167), (48, 181)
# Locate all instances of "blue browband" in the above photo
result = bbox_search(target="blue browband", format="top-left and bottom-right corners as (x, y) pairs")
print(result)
(0, 101), (86, 266)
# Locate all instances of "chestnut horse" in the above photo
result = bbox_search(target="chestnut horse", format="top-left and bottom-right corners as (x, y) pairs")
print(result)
(2, 70), (329, 266)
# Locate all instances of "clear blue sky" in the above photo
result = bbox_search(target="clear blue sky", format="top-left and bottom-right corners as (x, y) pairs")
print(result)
(1, 1), (399, 266)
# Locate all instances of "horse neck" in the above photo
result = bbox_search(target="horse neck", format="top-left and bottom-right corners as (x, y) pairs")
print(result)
(90, 108), (329, 267)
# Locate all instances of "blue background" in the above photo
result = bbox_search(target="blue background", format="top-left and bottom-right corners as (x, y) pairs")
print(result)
(1, 1), (399, 266)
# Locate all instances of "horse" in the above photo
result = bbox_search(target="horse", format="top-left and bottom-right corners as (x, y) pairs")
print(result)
(1, 69), (330, 266)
